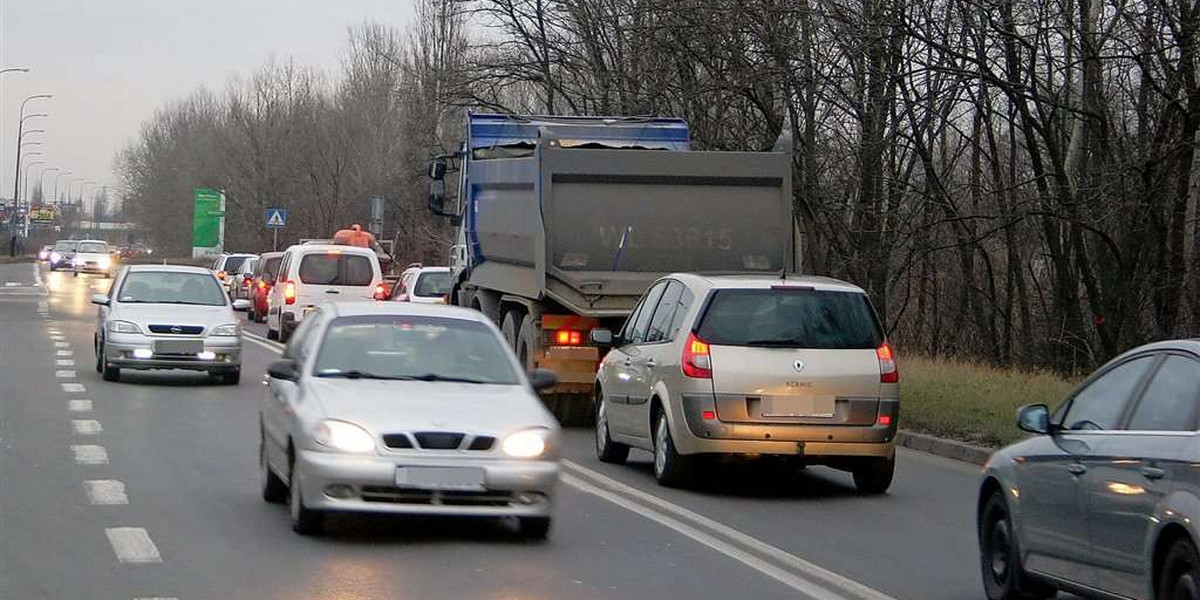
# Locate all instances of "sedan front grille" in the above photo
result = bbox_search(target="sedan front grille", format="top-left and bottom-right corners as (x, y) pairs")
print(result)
(382, 434), (414, 449)
(414, 432), (465, 450)
(147, 324), (204, 335)
(360, 486), (513, 507)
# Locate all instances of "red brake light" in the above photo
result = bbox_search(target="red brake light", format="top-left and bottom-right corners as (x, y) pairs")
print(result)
(283, 281), (297, 305)
(682, 332), (712, 379)
(373, 284), (388, 301)
(257, 280), (266, 290)
(701, 410), (716, 421)
(878, 343), (898, 383)
(553, 329), (583, 346)
(878, 414), (893, 426)
(217, 270), (226, 281)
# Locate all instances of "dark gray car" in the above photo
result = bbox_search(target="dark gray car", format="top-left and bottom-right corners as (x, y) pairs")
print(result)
(977, 339), (1200, 600)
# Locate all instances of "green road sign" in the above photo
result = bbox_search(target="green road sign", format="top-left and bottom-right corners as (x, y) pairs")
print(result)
(192, 188), (224, 249)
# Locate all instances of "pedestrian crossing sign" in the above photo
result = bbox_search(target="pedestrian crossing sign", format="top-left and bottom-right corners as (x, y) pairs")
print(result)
(265, 208), (287, 228)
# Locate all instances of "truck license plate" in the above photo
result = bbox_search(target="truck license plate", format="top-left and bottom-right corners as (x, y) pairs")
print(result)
(396, 467), (486, 491)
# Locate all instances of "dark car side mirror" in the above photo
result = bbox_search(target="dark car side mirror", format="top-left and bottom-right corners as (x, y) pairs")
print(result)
(268, 359), (300, 382)
(528, 368), (558, 392)
(589, 328), (614, 348)
(91, 294), (110, 306)
(1017, 403), (1050, 435)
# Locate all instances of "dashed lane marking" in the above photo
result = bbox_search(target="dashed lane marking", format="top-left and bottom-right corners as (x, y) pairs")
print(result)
(84, 480), (128, 505)
(62, 383), (85, 393)
(72, 419), (103, 435)
(56, 370), (77, 379)
(57, 350), (74, 357)
(105, 528), (162, 564)
(57, 359), (75, 367)
(55, 341), (69, 348)
(71, 445), (108, 465)
(68, 399), (93, 412)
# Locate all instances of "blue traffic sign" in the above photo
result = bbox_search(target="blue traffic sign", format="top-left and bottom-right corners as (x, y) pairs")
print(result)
(265, 208), (287, 228)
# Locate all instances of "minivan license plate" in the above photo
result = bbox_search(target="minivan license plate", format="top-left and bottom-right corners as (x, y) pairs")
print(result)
(396, 467), (486, 491)
(762, 396), (836, 418)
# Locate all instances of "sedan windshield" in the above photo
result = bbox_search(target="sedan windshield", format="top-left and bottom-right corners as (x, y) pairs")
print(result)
(117, 271), (227, 306)
(313, 315), (519, 385)
(77, 242), (108, 253)
(54, 241), (78, 251)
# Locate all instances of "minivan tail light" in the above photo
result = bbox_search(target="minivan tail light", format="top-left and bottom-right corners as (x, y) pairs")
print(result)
(373, 283), (388, 301)
(682, 332), (712, 379)
(217, 270), (226, 281)
(283, 281), (297, 305)
(878, 343), (898, 383)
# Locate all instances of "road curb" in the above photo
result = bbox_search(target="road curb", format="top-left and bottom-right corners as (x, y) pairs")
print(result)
(896, 430), (994, 466)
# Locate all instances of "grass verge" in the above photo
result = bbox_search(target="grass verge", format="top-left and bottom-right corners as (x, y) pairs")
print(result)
(900, 355), (1078, 448)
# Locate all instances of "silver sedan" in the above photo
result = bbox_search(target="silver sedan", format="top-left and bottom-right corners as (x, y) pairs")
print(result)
(259, 302), (561, 538)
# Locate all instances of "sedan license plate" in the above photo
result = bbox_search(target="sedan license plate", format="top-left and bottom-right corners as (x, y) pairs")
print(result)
(762, 396), (836, 418)
(152, 340), (203, 355)
(396, 466), (486, 491)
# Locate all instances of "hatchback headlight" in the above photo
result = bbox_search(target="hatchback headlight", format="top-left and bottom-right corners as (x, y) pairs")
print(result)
(97, 255), (111, 269)
(313, 420), (375, 453)
(502, 428), (552, 458)
(107, 320), (141, 334)
(210, 323), (239, 337)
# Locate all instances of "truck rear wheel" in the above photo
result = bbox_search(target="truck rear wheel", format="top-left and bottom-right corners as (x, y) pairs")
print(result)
(501, 310), (523, 350)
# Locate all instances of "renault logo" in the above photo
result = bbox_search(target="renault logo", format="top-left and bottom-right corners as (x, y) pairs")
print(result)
(171, 326), (182, 334)
(793, 359), (805, 372)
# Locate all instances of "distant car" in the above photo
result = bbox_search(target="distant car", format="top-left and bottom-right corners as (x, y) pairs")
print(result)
(249, 252), (283, 323)
(37, 245), (53, 262)
(49, 240), (78, 271)
(91, 264), (249, 384)
(977, 340), (1200, 600)
(390, 266), (452, 304)
(229, 257), (258, 306)
(266, 244), (384, 342)
(118, 244), (152, 260)
(592, 274), (899, 492)
(71, 240), (114, 278)
(259, 301), (561, 537)
(210, 253), (257, 297)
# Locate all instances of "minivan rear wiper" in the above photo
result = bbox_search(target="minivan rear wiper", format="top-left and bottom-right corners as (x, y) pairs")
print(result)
(742, 338), (801, 347)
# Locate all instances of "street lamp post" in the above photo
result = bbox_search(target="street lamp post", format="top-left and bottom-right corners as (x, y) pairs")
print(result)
(24, 162), (46, 202)
(51, 171), (72, 204)
(41, 168), (61, 205)
(65, 177), (85, 204)
(11, 94), (51, 235)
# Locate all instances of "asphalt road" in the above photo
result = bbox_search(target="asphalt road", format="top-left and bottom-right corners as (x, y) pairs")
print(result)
(0, 262), (1001, 600)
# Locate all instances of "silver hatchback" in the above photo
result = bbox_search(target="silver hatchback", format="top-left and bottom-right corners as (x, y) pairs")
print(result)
(592, 274), (899, 492)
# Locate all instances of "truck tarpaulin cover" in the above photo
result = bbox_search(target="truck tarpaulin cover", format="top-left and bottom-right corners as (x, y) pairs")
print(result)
(333, 225), (375, 248)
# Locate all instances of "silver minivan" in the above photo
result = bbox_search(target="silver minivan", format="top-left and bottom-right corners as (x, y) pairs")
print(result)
(592, 274), (899, 492)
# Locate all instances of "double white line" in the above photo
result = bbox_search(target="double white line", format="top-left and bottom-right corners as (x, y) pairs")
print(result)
(241, 328), (895, 600)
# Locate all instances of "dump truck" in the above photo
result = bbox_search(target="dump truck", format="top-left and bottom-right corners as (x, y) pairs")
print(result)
(428, 112), (795, 423)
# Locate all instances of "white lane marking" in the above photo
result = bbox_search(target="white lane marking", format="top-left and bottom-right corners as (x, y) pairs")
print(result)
(49, 335), (64, 341)
(47, 328), (61, 334)
(242, 331), (283, 352)
(134, 597), (179, 600)
(4, 282), (20, 287)
(55, 341), (69, 348)
(68, 399), (93, 412)
(84, 480), (129, 505)
(56, 369), (77, 379)
(105, 528), (162, 564)
(562, 461), (898, 600)
(71, 445), (108, 465)
(562, 473), (844, 600)
(57, 349), (74, 357)
(57, 359), (75, 367)
(62, 383), (85, 393)
(33, 262), (42, 286)
(72, 419), (103, 435)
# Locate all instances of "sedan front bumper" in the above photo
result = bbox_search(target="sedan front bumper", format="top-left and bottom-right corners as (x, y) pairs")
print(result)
(104, 333), (241, 372)
(295, 449), (559, 517)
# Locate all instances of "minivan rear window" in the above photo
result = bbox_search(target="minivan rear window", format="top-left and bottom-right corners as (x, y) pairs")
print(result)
(299, 253), (373, 286)
(414, 272), (452, 297)
(696, 288), (883, 349)
(224, 256), (250, 273)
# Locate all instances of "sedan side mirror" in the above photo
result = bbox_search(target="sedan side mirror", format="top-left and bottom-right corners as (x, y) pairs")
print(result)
(1017, 403), (1050, 435)
(268, 359), (300, 382)
(232, 299), (251, 311)
(528, 368), (558, 392)
(91, 294), (110, 306)
(589, 328), (614, 348)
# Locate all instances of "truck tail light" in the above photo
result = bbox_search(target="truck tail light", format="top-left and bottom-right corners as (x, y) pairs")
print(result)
(373, 283), (388, 301)
(682, 332), (712, 379)
(283, 281), (297, 305)
(552, 329), (583, 346)
(878, 343), (898, 383)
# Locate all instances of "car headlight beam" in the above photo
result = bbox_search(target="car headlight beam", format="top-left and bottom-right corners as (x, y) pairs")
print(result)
(107, 320), (141, 334)
(502, 428), (550, 458)
(313, 420), (375, 453)
(210, 323), (240, 337)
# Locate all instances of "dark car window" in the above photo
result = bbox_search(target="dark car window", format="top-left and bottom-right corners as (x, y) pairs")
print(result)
(285, 309), (323, 363)
(1127, 355), (1200, 432)
(260, 256), (282, 281)
(55, 241), (78, 252)
(696, 288), (883, 349)
(625, 282), (668, 345)
(645, 281), (684, 344)
(313, 315), (520, 384)
(117, 271), (226, 306)
(223, 256), (250, 273)
(414, 271), (452, 297)
(77, 242), (107, 253)
(669, 287), (696, 339)
(298, 253), (373, 286)
(1061, 356), (1155, 430)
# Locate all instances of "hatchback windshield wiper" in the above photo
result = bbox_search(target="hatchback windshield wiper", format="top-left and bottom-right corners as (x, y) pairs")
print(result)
(401, 373), (490, 384)
(315, 369), (405, 380)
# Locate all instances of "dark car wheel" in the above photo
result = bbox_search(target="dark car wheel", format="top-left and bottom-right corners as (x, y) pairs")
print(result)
(979, 492), (1055, 600)
(518, 516), (551, 540)
(595, 391), (629, 464)
(260, 432), (287, 504)
(1161, 539), (1200, 600)
(852, 456), (895, 494)
(289, 462), (324, 535)
(653, 412), (693, 487)
(217, 369), (240, 385)
(95, 338), (103, 374)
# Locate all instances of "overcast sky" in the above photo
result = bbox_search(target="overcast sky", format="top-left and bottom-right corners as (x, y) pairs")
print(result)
(0, 0), (415, 205)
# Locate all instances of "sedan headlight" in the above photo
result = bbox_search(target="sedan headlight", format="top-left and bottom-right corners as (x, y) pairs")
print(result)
(502, 428), (552, 458)
(210, 323), (239, 337)
(313, 420), (376, 453)
(107, 320), (141, 334)
(49, 251), (60, 262)
(97, 255), (111, 269)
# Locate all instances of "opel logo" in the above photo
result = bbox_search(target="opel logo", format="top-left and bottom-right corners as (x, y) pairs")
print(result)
(171, 326), (182, 334)
(793, 359), (805, 372)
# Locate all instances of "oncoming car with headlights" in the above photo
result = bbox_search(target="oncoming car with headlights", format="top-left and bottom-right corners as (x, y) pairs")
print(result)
(71, 240), (114, 278)
(259, 302), (561, 538)
(92, 265), (248, 384)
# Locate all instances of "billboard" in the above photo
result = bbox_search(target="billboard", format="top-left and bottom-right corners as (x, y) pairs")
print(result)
(29, 205), (56, 225)
(191, 188), (225, 258)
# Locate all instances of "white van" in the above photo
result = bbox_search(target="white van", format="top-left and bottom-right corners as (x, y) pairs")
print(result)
(266, 244), (384, 342)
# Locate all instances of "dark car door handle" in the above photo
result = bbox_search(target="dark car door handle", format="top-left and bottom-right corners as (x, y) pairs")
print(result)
(623, 358), (633, 367)
(644, 358), (657, 368)
(1068, 463), (1087, 475)
(324, 289), (340, 294)
(1141, 466), (1166, 480)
